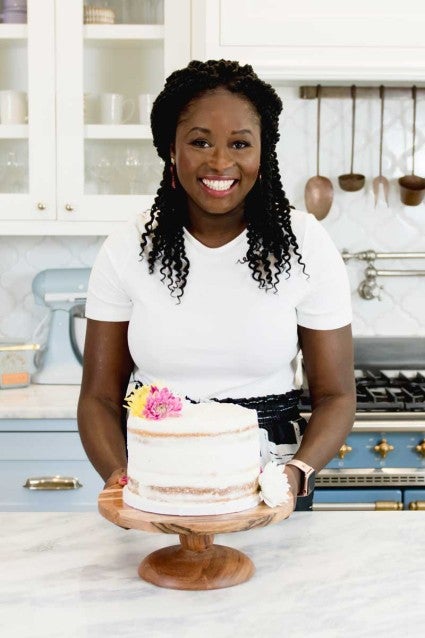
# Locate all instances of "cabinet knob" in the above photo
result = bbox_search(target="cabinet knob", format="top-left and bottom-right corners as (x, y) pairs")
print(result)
(373, 438), (394, 459)
(338, 442), (352, 459)
(65, 203), (74, 212)
(36, 202), (46, 210)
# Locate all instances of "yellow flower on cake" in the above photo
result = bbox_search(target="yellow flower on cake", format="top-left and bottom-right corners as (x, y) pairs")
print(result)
(124, 385), (151, 416)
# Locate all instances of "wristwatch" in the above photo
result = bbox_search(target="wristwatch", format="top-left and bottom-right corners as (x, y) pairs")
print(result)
(285, 459), (316, 497)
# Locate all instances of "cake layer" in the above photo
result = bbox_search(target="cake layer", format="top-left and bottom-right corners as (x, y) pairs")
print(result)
(123, 485), (261, 516)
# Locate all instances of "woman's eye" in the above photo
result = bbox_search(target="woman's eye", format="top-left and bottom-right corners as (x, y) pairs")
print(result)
(190, 139), (210, 148)
(233, 140), (250, 149)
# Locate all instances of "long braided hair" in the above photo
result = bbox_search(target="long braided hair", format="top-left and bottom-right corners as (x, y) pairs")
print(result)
(140, 59), (307, 300)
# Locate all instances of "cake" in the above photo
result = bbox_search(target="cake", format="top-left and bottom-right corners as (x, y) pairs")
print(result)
(122, 384), (263, 515)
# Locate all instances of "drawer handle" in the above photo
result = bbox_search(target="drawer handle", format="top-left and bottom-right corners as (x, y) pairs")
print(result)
(23, 476), (83, 490)
(409, 501), (425, 511)
(313, 501), (402, 511)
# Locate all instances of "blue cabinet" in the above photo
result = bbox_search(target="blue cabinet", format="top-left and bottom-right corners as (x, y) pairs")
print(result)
(0, 419), (103, 511)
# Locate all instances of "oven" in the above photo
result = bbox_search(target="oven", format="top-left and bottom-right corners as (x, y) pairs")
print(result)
(301, 337), (425, 511)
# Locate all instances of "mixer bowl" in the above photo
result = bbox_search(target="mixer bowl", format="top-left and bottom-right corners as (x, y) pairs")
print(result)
(70, 304), (87, 364)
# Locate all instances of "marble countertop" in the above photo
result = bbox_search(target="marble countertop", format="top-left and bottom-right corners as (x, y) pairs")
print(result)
(0, 384), (80, 419)
(2, 510), (424, 638)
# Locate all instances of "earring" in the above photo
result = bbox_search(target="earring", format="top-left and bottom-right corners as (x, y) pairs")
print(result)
(170, 158), (176, 189)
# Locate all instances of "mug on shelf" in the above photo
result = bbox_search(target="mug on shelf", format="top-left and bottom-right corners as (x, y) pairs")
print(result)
(99, 93), (135, 125)
(138, 93), (155, 125)
(0, 90), (27, 125)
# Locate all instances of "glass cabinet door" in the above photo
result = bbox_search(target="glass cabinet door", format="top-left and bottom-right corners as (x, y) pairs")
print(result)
(0, 0), (56, 221)
(56, 0), (189, 224)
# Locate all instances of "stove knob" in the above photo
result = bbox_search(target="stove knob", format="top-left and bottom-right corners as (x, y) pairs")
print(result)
(415, 440), (425, 458)
(373, 438), (394, 459)
(338, 443), (352, 459)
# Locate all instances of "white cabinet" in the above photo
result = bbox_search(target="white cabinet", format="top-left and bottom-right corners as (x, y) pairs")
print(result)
(192, 0), (425, 81)
(0, 0), (190, 235)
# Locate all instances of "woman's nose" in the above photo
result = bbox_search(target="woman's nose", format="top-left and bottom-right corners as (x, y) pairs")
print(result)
(208, 146), (234, 171)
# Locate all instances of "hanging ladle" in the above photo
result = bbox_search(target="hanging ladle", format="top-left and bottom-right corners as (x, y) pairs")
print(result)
(372, 86), (389, 207)
(304, 84), (334, 219)
(398, 86), (425, 206)
(338, 85), (365, 192)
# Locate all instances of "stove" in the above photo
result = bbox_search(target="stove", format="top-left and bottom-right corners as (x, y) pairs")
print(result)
(302, 337), (425, 511)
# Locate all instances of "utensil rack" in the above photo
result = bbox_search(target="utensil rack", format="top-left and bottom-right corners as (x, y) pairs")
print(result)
(342, 250), (425, 300)
(299, 86), (425, 99)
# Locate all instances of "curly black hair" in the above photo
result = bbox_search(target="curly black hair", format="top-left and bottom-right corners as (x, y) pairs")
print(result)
(140, 59), (307, 300)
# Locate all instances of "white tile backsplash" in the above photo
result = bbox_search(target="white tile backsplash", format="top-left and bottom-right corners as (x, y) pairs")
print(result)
(0, 86), (424, 342)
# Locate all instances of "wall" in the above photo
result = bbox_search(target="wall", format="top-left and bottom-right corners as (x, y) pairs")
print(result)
(0, 86), (424, 343)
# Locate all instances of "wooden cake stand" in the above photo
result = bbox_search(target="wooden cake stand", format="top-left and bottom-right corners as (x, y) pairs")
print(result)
(98, 488), (293, 590)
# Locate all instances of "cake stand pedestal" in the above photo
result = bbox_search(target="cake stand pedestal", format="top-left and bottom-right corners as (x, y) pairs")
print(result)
(98, 488), (293, 590)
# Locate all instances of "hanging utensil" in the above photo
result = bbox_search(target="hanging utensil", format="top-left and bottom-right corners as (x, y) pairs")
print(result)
(304, 85), (334, 219)
(372, 86), (389, 207)
(398, 86), (425, 206)
(338, 85), (365, 192)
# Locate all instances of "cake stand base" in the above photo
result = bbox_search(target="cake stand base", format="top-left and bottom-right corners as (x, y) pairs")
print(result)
(99, 488), (293, 590)
(139, 533), (254, 590)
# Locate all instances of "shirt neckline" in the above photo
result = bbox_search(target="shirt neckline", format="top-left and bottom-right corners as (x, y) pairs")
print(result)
(183, 227), (248, 253)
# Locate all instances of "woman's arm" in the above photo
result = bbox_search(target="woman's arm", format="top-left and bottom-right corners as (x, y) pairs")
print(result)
(285, 324), (356, 493)
(77, 319), (134, 484)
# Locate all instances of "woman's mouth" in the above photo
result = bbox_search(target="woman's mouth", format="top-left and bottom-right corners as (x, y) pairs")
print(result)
(199, 177), (238, 196)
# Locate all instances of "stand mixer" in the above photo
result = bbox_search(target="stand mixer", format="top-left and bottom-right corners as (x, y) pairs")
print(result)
(31, 268), (91, 384)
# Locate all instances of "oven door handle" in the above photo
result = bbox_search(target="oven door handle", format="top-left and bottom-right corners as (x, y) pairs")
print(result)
(313, 501), (403, 511)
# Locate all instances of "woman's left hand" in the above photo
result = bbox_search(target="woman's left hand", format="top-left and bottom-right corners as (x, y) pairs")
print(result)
(104, 467), (128, 490)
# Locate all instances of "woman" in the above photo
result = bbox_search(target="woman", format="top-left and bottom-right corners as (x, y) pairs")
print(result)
(78, 59), (356, 511)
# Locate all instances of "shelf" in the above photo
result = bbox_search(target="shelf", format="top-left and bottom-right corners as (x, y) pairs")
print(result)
(84, 24), (164, 41)
(0, 125), (28, 139)
(0, 219), (124, 236)
(0, 24), (27, 40)
(85, 124), (152, 139)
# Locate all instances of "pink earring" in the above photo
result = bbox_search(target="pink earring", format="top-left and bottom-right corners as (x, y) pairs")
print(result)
(170, 157), (176, 189)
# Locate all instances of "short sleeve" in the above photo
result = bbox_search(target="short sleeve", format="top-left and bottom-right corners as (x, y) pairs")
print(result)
(85, 233), (133, 322)
(296, 215), (352, 330)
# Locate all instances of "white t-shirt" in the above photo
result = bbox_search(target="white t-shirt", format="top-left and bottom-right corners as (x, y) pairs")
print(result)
(85, 209), (352, 400)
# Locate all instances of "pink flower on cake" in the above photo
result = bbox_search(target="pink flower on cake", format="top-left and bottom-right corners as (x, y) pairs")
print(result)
(258, 461), (290, 508)
(124, 384), (182, 419)
(143, 387), (182, 420)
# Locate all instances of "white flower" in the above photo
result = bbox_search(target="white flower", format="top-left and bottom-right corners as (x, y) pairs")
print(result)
(258, 461), (290, 508)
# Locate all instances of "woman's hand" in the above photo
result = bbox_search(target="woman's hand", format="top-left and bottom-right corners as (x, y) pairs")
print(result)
(104, 467), (128, 490)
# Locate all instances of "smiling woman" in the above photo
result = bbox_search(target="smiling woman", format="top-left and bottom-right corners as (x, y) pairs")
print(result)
(78, 59), (356, 516)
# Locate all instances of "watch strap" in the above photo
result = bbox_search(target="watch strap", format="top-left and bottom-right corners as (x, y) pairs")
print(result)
(286, 459), (315, 497)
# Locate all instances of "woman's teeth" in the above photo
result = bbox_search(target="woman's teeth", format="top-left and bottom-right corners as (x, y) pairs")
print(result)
(201, 178), (235, 191)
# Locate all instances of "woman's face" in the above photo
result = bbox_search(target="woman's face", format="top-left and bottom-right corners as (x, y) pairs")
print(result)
(172, 88), (261, 219)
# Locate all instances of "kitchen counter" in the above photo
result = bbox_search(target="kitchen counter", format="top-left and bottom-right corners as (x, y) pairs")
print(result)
(1, 511), (424, 638)
(0, 384), (80, 419)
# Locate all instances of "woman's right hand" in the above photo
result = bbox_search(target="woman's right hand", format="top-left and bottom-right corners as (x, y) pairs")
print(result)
(104, 467), (128, 490)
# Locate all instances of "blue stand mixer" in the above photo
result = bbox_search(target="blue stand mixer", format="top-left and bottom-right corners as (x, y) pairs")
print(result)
(31, 268), (91, 384)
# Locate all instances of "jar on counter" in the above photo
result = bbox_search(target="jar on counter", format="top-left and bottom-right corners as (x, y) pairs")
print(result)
(0, 343), (40, 389)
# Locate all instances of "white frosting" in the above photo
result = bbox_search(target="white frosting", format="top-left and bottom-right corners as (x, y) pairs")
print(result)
(124, 401), (262, 515)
